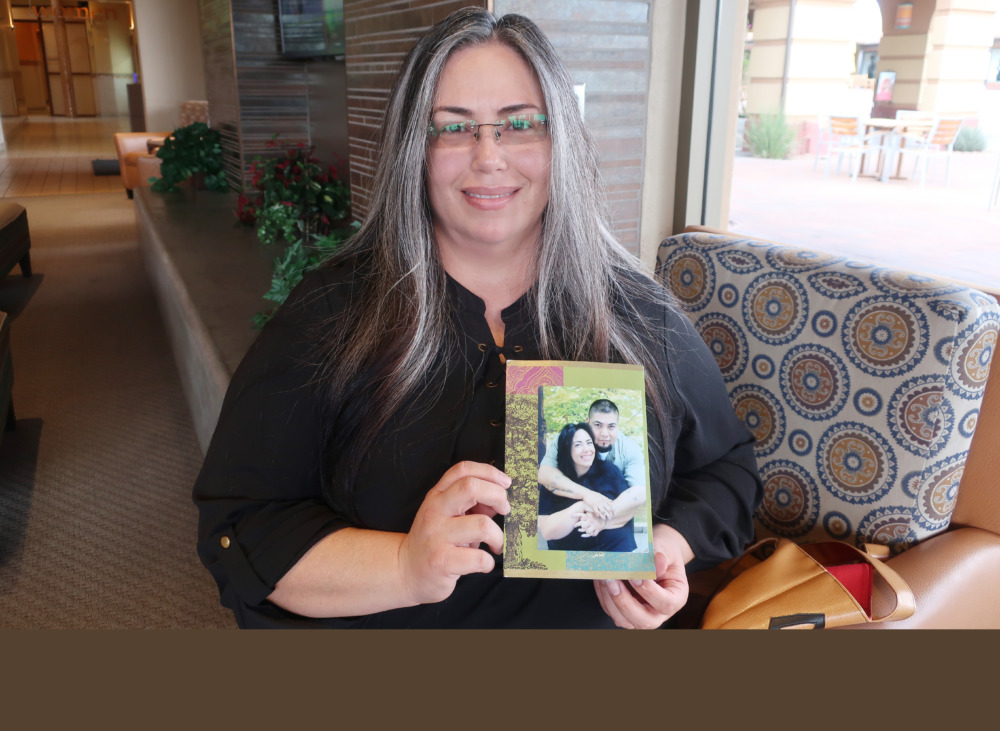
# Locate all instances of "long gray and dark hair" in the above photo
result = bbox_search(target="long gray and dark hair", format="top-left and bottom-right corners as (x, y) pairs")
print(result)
(315, 7), (678, 505)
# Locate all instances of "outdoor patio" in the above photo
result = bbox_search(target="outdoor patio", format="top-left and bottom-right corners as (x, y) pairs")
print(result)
(727, 145), (1000, 295)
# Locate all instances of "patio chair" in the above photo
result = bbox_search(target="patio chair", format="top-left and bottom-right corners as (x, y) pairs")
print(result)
(897, 116), (964, 188)
(824, 116), (884, 183)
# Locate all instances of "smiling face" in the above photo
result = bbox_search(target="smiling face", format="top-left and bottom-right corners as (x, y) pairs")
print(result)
(425, 42), (551, 261)
(570, 429), (596, 476)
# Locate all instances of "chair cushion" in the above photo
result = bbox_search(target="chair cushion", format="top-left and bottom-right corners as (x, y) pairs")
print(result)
(0, 201), (26, 229)
(656, 231), (1000, 553)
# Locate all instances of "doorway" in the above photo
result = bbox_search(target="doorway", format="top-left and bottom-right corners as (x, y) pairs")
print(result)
(3, 1), (138, 119)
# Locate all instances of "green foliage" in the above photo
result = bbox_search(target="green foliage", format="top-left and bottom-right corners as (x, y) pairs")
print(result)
(150, 122), (228, 192)
(237, 139), (354, 329)
(745, 113), (796, 159)
(953, 126), (989, 152)
(237, 140), (351, 246)
(541, 387), (646, 457)
(252, 222), (359, 330)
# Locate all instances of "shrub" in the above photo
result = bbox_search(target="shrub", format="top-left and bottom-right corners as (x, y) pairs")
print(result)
(238, 141), (351, 246)
(236, 139), (354, 328)
(150, 122), (228, 192)
(953, 126), (989, 152)
(745, 113), (796, 159)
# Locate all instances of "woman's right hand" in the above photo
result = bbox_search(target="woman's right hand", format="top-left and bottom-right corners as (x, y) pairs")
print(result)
(397, 461), (512, 605)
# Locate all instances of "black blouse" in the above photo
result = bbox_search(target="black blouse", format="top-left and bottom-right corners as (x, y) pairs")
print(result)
(192, 258), (763, 628)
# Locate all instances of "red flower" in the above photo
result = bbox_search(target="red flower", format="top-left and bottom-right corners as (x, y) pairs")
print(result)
(235, 193), (259, 225)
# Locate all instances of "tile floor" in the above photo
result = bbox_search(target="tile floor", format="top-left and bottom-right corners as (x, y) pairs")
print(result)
(727, 146), (1000, 296)
(0, 115), (127, 197)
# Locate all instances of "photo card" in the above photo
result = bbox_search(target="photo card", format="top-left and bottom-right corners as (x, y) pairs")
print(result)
(503, 360), (655, 580)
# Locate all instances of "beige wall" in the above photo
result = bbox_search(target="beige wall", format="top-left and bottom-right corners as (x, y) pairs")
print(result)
(133, 0), (206, 132)
(746, 0), (860, 120)
(639, 0), (686, 270)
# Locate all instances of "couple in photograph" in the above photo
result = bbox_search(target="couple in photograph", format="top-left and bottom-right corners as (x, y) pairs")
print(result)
(537, 399), (647, 552)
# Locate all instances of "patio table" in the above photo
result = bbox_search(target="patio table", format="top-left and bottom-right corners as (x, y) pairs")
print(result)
(863, 117), (933, 182)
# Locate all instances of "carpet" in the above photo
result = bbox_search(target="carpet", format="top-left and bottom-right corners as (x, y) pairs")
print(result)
(0, 192), (237, 629)
(91, 158), (120, 176)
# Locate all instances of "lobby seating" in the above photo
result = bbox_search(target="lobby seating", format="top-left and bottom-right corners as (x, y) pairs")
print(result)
(0, 201), (31, 279)
(897, 116), (965, 188)
(113, 100), (211, 199)
(113, 131), (169, 198)
(657, 228), (1000, 628)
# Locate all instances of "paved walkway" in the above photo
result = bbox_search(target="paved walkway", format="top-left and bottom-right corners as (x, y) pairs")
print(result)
(727, 146), (1000, 295)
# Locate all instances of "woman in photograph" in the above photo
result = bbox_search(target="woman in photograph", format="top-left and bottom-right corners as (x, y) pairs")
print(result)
(537, 423), (637, 552)
(192, 7), (762, 629)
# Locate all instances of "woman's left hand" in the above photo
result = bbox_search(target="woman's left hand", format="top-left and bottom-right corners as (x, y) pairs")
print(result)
(593, 524), (692, 629)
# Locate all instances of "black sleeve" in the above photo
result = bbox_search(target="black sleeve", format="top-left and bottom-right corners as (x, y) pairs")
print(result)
(655, 304), (764, 572)
(192, 267), (352, 616)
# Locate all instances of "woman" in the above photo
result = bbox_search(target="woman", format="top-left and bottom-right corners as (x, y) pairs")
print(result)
(537, 423), (637, 552)
(193, 7), (762, 629)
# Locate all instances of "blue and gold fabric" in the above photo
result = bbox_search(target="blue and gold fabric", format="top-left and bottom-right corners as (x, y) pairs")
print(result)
(656, 232), (999, 553)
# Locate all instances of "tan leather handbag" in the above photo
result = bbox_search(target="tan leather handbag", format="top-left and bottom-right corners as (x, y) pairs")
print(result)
(700, 538), (916, 629)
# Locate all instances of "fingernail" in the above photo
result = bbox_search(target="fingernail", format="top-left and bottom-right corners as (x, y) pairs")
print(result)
(630, 579), (643, 588)
(606, 580), (620, 597)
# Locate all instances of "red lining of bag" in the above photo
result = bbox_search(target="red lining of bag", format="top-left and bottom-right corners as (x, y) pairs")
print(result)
(826, 563), (873, 616)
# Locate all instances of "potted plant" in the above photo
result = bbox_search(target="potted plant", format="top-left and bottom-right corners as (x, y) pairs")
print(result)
(235, 139), (354, 327)
(150, 122), (229, 193)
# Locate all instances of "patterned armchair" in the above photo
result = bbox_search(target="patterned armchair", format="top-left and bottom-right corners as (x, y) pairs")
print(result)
(656, 229), (1000, 628)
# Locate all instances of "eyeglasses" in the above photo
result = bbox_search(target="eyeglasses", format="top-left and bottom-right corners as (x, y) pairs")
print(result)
(427, 113), (548, 148)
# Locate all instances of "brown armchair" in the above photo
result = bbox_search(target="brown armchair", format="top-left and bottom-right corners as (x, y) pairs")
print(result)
(113, 132), (170, 198)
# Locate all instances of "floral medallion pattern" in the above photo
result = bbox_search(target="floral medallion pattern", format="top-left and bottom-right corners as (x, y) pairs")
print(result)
(743, 272), (809, 345)
(757, 460), (820, 538)
(844, 296), (928, 377)
(730, 384), (784, 457)
(695, 312), (748, 382)
(656, 249), (715, 312)
(656, 233), (999, 552)
(887, 375), (952, 458)
(779, 344), (849, 421)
